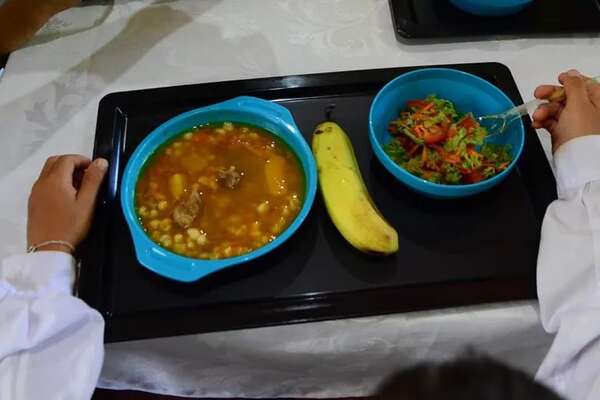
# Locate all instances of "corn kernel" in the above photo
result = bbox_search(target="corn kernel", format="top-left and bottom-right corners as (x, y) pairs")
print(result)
(183, 132), (193, 140)
(187, 228), (200, 240)
(150, 209), (159, 218)
(149, 219), (160, 229)
(174, 233), (184, 243)
(174, 243), (186, 254)
(197, 233), (207, 246)
(158, 200), (168, 210)
(223, 122), (234, 131)
(159, 234), (172, 247)
(159, 219), (171, 232)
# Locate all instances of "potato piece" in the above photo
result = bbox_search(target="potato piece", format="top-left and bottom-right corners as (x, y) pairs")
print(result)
(180, 154), (208, 173)
(264, 155), (288, 196)
(169, 174), (187, 200)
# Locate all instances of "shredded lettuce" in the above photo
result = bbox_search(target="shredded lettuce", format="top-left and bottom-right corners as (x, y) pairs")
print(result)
(384, 95), (513, 185)
(383, 140), (409, 164)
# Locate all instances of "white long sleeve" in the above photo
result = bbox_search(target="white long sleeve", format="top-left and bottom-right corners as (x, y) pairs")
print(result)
(536, 135), (600, 400)
(0, 252), (104, 400)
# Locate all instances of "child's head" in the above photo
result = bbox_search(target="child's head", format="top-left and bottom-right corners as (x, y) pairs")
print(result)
(376, 355), (563, 400)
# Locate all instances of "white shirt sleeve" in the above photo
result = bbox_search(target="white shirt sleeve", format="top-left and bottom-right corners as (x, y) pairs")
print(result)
(0, 251), (104, 400)
(536, 135), (600, 400)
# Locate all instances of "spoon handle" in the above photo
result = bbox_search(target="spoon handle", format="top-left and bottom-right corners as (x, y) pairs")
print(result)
(548, 75), (600, 102)
(505, 75), (600, 125)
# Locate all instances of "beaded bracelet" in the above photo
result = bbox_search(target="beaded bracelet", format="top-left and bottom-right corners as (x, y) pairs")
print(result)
(26, 240), (75, 254)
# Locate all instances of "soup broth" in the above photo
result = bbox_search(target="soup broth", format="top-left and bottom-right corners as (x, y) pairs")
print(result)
(135, 122), (304, 259)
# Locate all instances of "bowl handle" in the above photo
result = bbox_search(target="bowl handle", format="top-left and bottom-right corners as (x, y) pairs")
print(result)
(222, 96), (297, 126)
(131, 233), (232, 282)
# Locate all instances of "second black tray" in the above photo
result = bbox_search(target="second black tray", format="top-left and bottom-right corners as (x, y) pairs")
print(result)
(390, 0), (600, 41)
(80, 62), (556, 343)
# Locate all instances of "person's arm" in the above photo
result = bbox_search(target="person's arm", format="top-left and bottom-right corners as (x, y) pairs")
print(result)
(533, 71), (600, 400)
(0, 155), (108, 400)
(0, 0), (80, 55)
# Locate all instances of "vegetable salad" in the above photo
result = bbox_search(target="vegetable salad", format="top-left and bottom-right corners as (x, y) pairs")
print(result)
(384, 95), (512, 185)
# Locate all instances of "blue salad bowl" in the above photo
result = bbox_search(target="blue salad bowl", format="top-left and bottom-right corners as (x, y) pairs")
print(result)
(449, 0), (534, 17)
(121, 96), (317, 282)
(369, 68), (525, 199)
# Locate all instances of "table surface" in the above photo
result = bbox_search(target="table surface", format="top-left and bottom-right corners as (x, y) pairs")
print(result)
(0, 0), (598, 398)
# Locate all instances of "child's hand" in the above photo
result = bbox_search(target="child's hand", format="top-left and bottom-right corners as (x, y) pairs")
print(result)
(0, 0), (80, 54)
(24, 0), (80, 20)
(27, 155), (108, 253)
(532, 70), (600, 153)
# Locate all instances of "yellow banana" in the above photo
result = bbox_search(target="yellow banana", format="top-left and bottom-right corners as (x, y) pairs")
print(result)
(312, 121), (398, 255)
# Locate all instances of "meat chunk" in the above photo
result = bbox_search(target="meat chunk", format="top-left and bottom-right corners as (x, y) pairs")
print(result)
(217, 166), (242, 189)
(172, 190), (203, 228)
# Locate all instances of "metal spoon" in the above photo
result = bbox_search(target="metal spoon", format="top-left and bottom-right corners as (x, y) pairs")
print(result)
(479, 75), (600, 138)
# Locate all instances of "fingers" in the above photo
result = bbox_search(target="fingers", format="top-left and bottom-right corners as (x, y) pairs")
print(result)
(48, 154), (92, 184)
(77, 158), (108, 208)
(562, 75), (592, 109)
(532, 102), (562, 129)
(588, 81), (600, 108)
(558, 69), (590, 85)
(39, 156), (60, 179)
(542, 120), (558, 135)
(535, 85), (562, 100)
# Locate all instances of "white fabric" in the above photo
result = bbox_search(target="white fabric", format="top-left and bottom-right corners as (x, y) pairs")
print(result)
(0, 0), (599, 398)
(536, 136), (600, 400)
(0, 252), (104, 400)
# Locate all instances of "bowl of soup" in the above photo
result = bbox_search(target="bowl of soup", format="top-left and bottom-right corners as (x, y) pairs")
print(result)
(121, 96), (317, 282)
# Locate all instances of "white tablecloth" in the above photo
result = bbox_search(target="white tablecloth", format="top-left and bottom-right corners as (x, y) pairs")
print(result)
(1, 0), (599, 397)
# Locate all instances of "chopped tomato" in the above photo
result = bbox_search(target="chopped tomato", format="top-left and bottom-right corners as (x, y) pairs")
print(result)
(440, 119), (451, 131)
(422, 125), (447, 144)
(443, 152), (461, 164)
(458, 115), (477, 130)
(463, 171), (484, 184)
(407, 100), (430, 110)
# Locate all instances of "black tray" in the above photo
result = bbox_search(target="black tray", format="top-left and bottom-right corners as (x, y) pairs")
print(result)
(389, 0), (600, 41)
(80, 62), (556, 343)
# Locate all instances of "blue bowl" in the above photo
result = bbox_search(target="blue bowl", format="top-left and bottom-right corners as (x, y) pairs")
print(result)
(369, 68), (524, 199)
(449, 0), (534, 16)
(121, 96), (317, 282)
